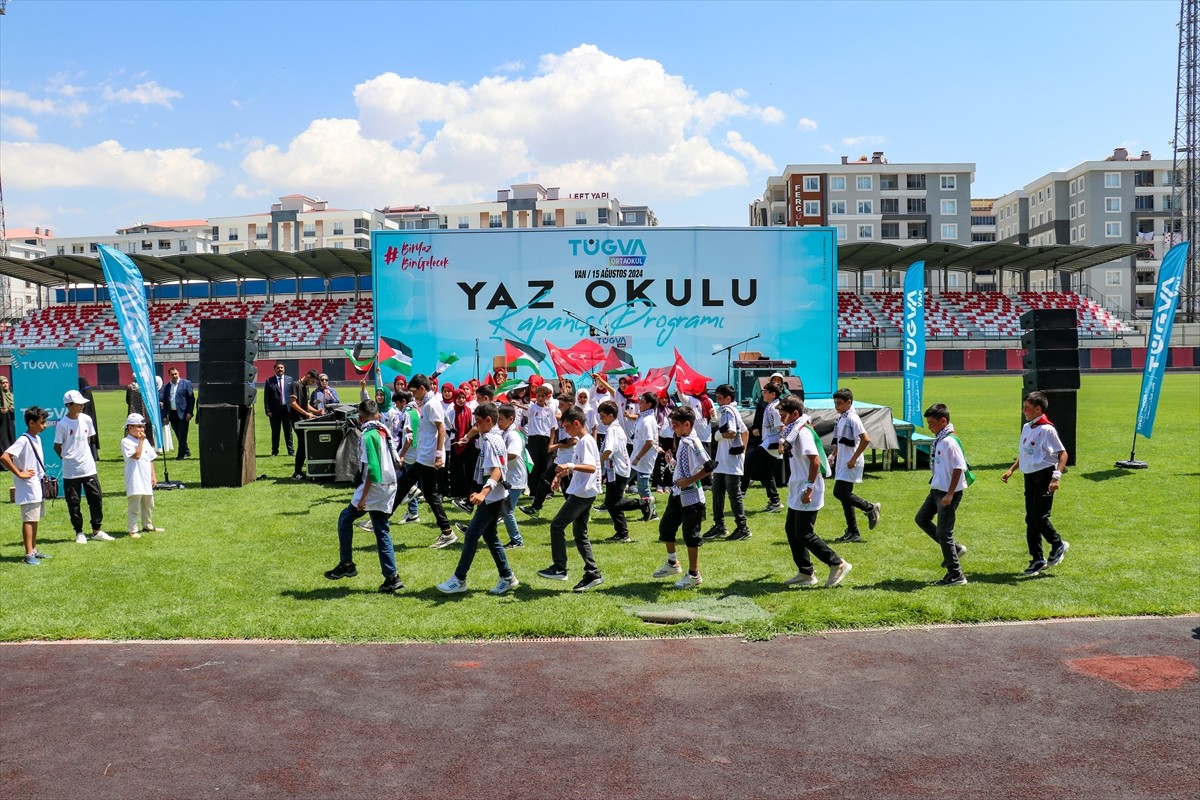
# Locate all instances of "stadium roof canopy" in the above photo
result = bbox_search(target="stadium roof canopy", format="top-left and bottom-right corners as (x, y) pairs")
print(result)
(0, 242), (1150, 289)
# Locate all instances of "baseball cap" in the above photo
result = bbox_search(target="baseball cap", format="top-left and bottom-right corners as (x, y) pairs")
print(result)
(63, 389), (88, 405)
(769, 372), (784, 381)
(125, 413), (146, 426)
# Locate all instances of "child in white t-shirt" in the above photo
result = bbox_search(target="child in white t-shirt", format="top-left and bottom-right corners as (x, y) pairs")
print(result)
(121, 413), (163, 538)
(1, 407), (51, 565)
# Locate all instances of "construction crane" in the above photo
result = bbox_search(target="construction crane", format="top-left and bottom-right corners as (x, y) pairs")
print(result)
(1173, 0), (1199, 322)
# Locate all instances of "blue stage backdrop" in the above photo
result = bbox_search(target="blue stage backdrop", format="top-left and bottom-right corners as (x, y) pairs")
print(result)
(371, 227), (838, 397)
(11, 347), (78, 475)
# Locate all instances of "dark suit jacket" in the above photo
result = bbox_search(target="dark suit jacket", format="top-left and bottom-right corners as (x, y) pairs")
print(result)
(265, 374), (294, 416)
(160, 379), (195, 418)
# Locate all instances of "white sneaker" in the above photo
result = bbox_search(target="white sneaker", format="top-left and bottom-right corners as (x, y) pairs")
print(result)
(489, 575), (520, 595)
(75, 533), (88, 545)
(356, 519), (374, 531)
(652, 559), (683, 578)
(91, 531), (115, 542)
(783, 572), (820, 587)
(399, 513), (420, 524)
(674, 572), (703, 589)
(435, 576), (468, 594)
(825, 560), (852, 588)
(142, 526), (165, 533)
(430, 531), (458, 549)
(128, 531), (142, 539)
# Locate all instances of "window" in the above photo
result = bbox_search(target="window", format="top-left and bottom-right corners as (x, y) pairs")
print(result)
(907, 198), (926, 214)
(1134, 195), (1155, 211)
(1078, 200), (1085, 215)
(458, 215), (469, 229)
(940, 223), (959, 240)
(1105, 270), (1122, 286)
(862, 273), (875, 289)
(1164, 194), (1177, 211)
(1134, 170), (1154, 187)
(157, 239), (170, 250)
(972, 232), (997, 242)
(302, 224), (315, 238)
(332, 223), (344, 236)
(803, 200), (820, 216)
(829, 200), (847, 215)
(1077, 176), (1085, 191)
(179, 241), (189, 252)
(597, 208), (609, 224)
(57, 246), (65, 255)
(947, 273), (962, 288)
(1104, 172), (1120, 188)
(1070, 203), (1077, 220)
(490, 214), (504, 228)
(803, 176), (820, 191)
(256, 227), (269, 240)
(881, 222), (900, 239)
(856, 176), (872, 190)
(857, 224), (874, 240)
(1105, 197), (1121, 212)
(1105, 221), (1122, 238)
(211, 226), (219, 239)
(1037, 190), (1044, 203)
(880, 198), (899, 214)
(835, 224), (848, 241)
(857, 200), (873, 214)
(909, 222), (928, 239)
(141, 240), (153, 251)
(72, 244), (85, 254)
(1105, 294), (1122, 310)
(880, 174), (898, 190)
(1046, 186), (1053, 199)
(1164, 170), (1179, 187)
(906, 174), (926, 190)
(303, 243), (316, 251)
(575, 211), (587, 225)
(1079, 224), (1086, 239)
(830, 176), (846, 191)
(333, 241), (344, 249)
(940, 175), (956, 190)
(542, 212), (555, 227)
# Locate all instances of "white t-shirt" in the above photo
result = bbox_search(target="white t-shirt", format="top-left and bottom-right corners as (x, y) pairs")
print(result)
(617, 393), (638, 438)
(121, 434), (158, 496)
(566, 433), (602, 498)
(1018, 421), (1065, 473)
(714, 402), (748, 476)
(685, 395), (713, 443)
(672, 431), (708, 507)
(526, 402), (556, 437)
(4, 433), (45, 505)
(833, 408), (868, 483)
(54, 414), (98, 480)
(553, 417), (576, 466)
(352, 426), (399, 513)
(760, 400), (783, 456)
(631, 411), (659, 474)
(575, 404), (599, 436)
(502, 427), (529, 491)
(416, 393), (447, 467)
(602, 423), (631, 479)
(786, 421), (830, 511)
(474, 428), (510, 505)
(931, 426), (968, 493)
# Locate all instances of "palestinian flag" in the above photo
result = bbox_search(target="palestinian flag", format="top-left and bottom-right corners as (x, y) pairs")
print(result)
(497, 377), (528, 394)
(343, 344), (375, 375)
(504, 339), (545, 374)
(435, 352), (459, 374)
(602, 345), (637, 376)
(378, 336), (413, 376)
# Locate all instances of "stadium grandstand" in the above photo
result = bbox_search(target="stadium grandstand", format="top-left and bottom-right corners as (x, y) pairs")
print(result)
(1, 239), (1191, 388)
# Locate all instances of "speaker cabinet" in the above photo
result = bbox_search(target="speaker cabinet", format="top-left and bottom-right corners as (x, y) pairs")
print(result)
(1022, 349), (1080, 371)
(198, 338), (259, 363)
(200, 383), (257, 406)
(199, 361), (258, 385)
(1020, 308), (1077, 330)
(199, 317), (258, 406)
(1022, 370), (1081, 393)
(1021, 328), (1079, 351)
(1040, 390), (1077, 467)
(199, 404), (256, 487)
(199, 318), (259, 341)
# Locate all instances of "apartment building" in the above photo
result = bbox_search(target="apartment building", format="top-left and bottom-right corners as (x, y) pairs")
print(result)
(751, 152), (975, 289)
(1, 228), (51, 314)
(207, 194), (397, 254)
(435, 183), (655, 229)
(995, 147), (1177, 315)
(47, 220), (213, 259)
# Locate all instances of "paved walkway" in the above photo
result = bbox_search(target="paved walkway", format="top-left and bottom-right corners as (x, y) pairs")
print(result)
(2, 616), (1198, 799)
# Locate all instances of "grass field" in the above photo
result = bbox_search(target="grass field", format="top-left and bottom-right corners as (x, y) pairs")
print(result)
(0, 372), (1196, 642)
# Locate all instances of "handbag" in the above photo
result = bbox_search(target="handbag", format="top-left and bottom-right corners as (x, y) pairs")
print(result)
(25, 433), (59, 501)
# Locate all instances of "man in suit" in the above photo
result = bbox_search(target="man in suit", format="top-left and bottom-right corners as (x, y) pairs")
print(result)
(160, 367), (195, 459)
(264, 361), (295, 457)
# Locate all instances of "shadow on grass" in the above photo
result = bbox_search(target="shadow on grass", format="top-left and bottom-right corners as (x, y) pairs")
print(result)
(282, 586), (365, 600)
(1078, 468), (1136, 483)
(852, 578), (930, 592)
(965, 570), (1039, 586)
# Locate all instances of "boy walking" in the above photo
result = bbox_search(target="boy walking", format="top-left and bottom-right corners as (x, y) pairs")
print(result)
(522, 393), (576, 515)
(1002, 391), (1070, 577)
(650, 406), (716, 588)
(916, 403), (969, 586)
(830, 388), (881, 543)
(1, 407), (51, 565)
(56, 389), (111, 543)
(597, 401), (634, 543)
(704, 383), (751, 541)
(497, 404), (528, 549)
(536, 407), (605, 592)
(325, 400), (403, 593)
(746, 382), (784, 513)
(778, 396), (852, 588)
(435, 402), (520, 595)
(388, 374), (457, 549)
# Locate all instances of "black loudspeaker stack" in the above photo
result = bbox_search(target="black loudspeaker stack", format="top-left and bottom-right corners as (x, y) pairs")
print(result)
(198, 318), (258, 487)
(1019, 308), (1078, 466)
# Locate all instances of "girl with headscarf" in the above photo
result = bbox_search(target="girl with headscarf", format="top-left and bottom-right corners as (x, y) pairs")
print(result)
(449, 388), (475, 500)
(0, 374), (15, 461)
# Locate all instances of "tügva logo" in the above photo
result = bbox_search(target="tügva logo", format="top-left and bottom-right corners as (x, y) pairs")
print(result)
(568, 239), (647, 257)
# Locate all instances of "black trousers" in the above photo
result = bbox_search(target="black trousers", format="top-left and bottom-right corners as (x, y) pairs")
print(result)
(64, 474), (103, 534)
(294, 422), (307, 476)
(527, 435), (550, 486)
(268, 412), (294, 455)
(528, 458), (564, 509)
(168, 410), (191, 457)
(785, 508), (842, 575)
(390, 462), (452, 535)
(745, 447), (781, 505)
(549, 494), (599, 575)
(603, 475), (631, 537)
(833, 480), (874, 535)
(915, 489), (963, 576)
(1024, 468), (1064, 561)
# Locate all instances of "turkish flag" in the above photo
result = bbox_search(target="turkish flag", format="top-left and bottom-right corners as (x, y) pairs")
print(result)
(630, 364), (677, 399)
(544, 338), (605, 376)
(672, 348), (712, 396)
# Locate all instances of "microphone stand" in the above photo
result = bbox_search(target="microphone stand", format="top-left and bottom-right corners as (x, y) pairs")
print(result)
(563, 308), (609, 337)
(712, 333), (761, 387)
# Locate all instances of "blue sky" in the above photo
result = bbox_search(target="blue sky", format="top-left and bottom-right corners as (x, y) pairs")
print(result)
(0, 0), (1181, 236)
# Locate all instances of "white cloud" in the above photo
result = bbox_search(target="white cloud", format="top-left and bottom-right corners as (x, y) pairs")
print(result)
(232, 183), (271, 199)
(230, 99), (244, 110)
(3, 140), (219, 201)
(102, 80), (183, 108)
(1, 115), (39, 141)
(842, 135), (886, 147)
(797, 117), (818, 132)
(724, 131), (776, 173)
(495, 60), (525, 72)
(217, 134), (266, 153)
(0, 88), (88, 117)
(242, 45), (770, 205)
(820, 144), (836, 154)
